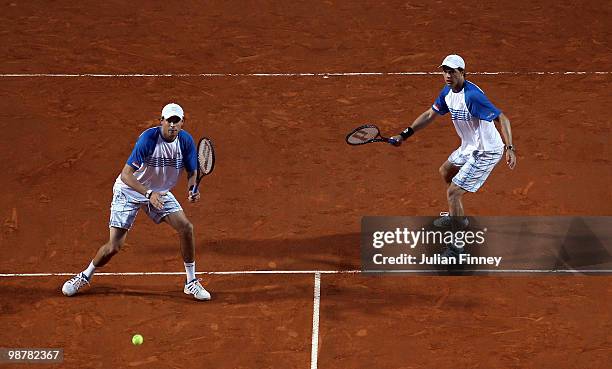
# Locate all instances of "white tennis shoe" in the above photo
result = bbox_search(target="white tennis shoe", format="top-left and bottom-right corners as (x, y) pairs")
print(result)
(61, 273), (90, 296)
(184, 278), (211, 301)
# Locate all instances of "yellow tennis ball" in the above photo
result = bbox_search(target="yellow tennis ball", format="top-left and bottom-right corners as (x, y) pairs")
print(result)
(132, 334), (144, 345)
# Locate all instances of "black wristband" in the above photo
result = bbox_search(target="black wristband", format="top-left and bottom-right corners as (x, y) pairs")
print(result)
(400, 127), (414, 140)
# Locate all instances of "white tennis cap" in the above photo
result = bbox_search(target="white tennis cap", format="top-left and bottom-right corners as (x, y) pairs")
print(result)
(161, 103), (184, 120)
(439, 54), (465, 70)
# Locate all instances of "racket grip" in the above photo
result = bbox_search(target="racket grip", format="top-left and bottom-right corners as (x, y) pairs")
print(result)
(387, 137), (400, 146)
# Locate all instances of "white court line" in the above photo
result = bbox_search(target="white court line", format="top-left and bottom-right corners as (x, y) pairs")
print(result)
(0, 269), (610, 277)
(0, 71), (609, 78)
(310, 272), (322, 369)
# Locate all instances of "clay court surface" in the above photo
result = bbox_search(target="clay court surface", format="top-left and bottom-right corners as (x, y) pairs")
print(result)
(1, 1), (611, 368)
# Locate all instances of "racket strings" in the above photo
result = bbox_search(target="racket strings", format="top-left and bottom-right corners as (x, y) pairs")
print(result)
(198, 141), (214, 174)
(346, 125), (380, 144)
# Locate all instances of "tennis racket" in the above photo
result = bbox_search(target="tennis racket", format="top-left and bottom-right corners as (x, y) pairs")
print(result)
(192, 137), (215, 194)
(345, 124), (399, 146)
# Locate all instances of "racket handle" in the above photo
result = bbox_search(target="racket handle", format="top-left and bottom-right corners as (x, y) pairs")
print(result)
(192, 184), (200, 194)
(387, 137), (401, 146)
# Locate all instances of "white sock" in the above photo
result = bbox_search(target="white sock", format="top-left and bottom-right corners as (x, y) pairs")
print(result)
(82, 261), (96, 280)
(184, 262), (196, 282)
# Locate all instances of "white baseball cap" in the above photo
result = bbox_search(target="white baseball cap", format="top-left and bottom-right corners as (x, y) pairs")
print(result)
(161, 103), (184, 120)
(439, 54), (465, 70)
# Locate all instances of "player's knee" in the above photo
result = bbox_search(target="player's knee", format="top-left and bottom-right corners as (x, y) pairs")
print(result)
(439, 165), (447, 178)
(106, 240), (123, 255)
(178, 221), (194, 236)
(447, 185), (464, 200)
(439, 165), (454, 183)
(107, 246), (120, 256)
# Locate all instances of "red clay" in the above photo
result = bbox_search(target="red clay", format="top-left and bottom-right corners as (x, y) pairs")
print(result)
(0, 1), (610, 368)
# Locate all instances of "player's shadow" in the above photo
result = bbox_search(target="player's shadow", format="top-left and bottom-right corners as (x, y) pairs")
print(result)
(0, 284), (58, 315)
(201, 281), (315, 304)
(149, 232), (364, 272)
(360, 216), (486, 276)
(148, 223), (486, 275)
(78, 281), (317, 305)
(83, 285), (183, 301)
(321, 277), (485, 320)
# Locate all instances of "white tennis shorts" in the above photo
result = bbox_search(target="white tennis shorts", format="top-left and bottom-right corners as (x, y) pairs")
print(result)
(109, 187), (183, 230)
(449, 148), (503, 193)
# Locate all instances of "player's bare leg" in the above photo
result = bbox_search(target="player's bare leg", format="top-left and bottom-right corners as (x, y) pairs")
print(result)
(62, 227), (127, 296)
(92, 227), (129, 267)
(441, 182), (469, 257)
(434, 161), (462, 228)
(439, 161), (460, 186)
(163, 211), (195, 264)
(163, 211), (210, 300)
(447, 183), (467, 217)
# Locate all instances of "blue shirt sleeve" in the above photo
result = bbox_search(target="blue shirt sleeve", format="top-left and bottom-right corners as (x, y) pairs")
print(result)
(432, 85), (450, 115)
(465, 83), (501, 121)
(179, 131), (197, 173)
(126, 128), (159, 169)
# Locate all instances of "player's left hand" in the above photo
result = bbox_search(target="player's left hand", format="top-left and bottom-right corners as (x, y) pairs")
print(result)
(188, 189), (201, 203)
(388, 135), (403, 146)
(149, 192), (166, 210)
(506, 149), (517, 169)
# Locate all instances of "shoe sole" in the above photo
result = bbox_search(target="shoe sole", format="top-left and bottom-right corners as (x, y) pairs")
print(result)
(183, 287), (211, 301)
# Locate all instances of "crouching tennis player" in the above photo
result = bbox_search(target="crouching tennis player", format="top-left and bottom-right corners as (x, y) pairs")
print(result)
(62, 103), (210, 300)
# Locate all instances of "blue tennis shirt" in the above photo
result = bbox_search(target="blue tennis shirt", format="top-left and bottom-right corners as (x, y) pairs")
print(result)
(114, 126), (197, 200)
(432, 81), (505, 153)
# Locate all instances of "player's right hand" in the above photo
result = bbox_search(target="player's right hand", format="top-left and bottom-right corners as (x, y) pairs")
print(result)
(388, 135), (403, 146)
(188, 190), (200, 203)
(149, 192), (165, 210)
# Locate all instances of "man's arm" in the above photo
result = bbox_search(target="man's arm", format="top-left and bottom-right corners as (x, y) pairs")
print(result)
(119, 164), (165, 209)
(186, 170), (200, 203)
(187, 171), (196, 189)
(120, 165), (148, 195)
(494, 112), (516, 169)
(390, 108), (439, 145)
